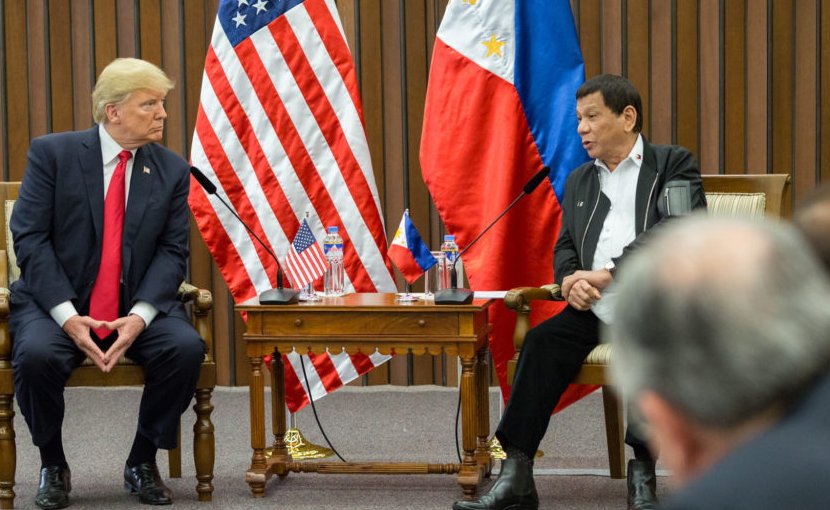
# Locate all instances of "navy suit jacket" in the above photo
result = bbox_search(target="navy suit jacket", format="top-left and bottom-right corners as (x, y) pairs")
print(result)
(665, 372), (830, 509)
(9, 126), (191, 324)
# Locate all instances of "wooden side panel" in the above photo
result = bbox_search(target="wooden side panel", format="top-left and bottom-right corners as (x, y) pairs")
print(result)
(5, 0), (31, 180)
(698, 0), (720, 174)
(650, 0), (672, 144)
(578, 0), (601, 79)
(794, 0), (817, 206)
(724, 0), (746, 173)
(675, 0), (699, 159)
(746, 0), (769, 174)
(627, 0), (650, 137)
(770, 0), (794, 176)
(601, 0), (623, 75)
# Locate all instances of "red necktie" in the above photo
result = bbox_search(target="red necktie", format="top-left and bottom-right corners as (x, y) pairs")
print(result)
(89, 150), (131, 340)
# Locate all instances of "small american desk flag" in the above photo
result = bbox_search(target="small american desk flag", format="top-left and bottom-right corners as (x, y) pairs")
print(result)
(284, 219), (327, 289)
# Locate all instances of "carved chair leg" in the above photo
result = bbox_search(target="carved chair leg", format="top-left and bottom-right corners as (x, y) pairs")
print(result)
(168, 422), (182, 478)
(193, 388), (215, 501)
(601, 385), (626, 479)
(0, 394), (16, 509)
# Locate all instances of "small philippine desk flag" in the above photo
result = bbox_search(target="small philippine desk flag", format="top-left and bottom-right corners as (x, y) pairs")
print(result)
(388, 210), (437, 284)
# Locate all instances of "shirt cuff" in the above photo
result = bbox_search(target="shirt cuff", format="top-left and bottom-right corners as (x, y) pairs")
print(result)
(49, 301), (79, 328)
(129, 301), (159, 327)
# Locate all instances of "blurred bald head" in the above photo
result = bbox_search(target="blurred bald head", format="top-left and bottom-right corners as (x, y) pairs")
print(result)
(610, 214), (830, 428)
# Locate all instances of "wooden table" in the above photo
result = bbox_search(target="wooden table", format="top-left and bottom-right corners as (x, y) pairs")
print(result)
(237, 293), (494, 499)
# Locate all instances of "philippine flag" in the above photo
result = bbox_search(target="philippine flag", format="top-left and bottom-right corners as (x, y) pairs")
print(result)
(388, 211), (438, 284)
(420, 0), (592, 410)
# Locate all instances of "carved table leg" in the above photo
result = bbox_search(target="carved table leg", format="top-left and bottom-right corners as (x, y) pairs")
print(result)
(193, 388), (215, 501)
(270, 349), (290, 477)
(457, 355), (481, 499)
(475, 348), (492, 478)
(0, 394), (15, 509)
(246, 356), (268, 497)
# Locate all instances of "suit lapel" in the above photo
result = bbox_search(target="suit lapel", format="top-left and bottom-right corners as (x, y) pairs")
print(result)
(635, 139), (658, 234)
(79, 127), (105, 243)
(123, 146), (154, 247)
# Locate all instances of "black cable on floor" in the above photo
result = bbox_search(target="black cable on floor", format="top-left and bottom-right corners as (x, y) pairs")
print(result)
(299, 354), (347, 463)
(455, 387), (462, 463)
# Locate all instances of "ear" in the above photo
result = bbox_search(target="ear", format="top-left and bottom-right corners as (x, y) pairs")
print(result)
(622, 105), (638, 133)
(104, 103), (120, 124)
(639, 391), (702, 486)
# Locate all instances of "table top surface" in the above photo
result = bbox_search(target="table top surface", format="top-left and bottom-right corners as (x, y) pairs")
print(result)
(237, 292), (494, 312)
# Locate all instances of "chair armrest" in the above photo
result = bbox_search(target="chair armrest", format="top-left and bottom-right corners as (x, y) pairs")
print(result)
(0, 286), (10, 365)
(504, 284), (563, 311)
(177, 282), (214, 362)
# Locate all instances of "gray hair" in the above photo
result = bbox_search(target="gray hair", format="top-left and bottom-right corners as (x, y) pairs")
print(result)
(91, 58), (174, 124)
(608, 214), (830, 428)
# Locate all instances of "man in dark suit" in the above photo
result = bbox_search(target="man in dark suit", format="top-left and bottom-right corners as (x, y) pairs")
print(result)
(609, 215), (830, 510)
(10, 58), (205, 509)
(453, 75), (706, 510)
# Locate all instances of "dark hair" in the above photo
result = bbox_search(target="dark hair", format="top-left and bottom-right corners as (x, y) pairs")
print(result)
(576, 74), (643, 133)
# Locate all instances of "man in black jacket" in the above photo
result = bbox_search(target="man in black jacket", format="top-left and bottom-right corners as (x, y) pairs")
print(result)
(453, 74), (706, 510)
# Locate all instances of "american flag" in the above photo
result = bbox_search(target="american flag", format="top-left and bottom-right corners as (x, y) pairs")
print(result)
(284, 218), (327, 288)
(189, 0), (396, 412)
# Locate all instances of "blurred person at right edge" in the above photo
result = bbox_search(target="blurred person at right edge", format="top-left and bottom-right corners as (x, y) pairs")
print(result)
(794, 184), (830, 273)
(608, 215), (830, 509)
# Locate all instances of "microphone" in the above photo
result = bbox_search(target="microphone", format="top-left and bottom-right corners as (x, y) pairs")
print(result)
(190, 166), (299, 305)
(433, 166), (551, 305)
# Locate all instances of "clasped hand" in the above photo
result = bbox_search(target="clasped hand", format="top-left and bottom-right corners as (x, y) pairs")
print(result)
(561, 269), (613, 311)
(62, 315), (146, 373)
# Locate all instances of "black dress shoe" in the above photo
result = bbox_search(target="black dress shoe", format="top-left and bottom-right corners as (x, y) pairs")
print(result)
(452, 458), (538, 510)
(123, 462), (173, 505)
(627, 459), (658, 510)
(35, 465), (71, 510)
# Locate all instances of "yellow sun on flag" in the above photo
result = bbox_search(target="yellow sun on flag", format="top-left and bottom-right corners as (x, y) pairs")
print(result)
(482, 34), (506, 58)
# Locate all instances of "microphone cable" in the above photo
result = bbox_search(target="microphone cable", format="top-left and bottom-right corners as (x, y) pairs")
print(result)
(454, 387), (462, 463)
(298, 352), (348, 463)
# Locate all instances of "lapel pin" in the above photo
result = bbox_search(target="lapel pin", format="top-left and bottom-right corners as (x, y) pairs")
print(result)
(143, 166), (151, 174)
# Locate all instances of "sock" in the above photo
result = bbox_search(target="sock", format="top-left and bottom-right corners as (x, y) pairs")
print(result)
(632, 444), (654, 463)
(126, 431), (158, 468)
(39, 431), (68, 469)
(504, 445), (534, 467)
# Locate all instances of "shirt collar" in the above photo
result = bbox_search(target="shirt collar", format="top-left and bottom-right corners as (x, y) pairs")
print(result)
(98, 124), (137, 164)
(595, 134), (644, 172)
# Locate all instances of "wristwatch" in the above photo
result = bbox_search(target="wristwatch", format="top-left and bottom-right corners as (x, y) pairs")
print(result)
(604, 260), (616, 276)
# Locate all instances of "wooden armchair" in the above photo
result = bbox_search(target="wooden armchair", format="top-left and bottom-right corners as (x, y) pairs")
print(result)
(0, 182), (216, 509)
(504, 173), (792, 479)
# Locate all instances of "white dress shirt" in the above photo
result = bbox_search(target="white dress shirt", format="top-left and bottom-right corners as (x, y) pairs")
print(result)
(590, 134), (643, 323)
(48, 125), (159, 329)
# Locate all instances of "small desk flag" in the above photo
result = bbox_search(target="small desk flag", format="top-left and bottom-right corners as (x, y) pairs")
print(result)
(284, 219), (328, 289)
(388, 211), (437, 284)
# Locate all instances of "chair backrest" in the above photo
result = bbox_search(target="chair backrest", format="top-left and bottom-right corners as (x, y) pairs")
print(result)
(702, 174), (791, 220)
(0, 182), (20, 287)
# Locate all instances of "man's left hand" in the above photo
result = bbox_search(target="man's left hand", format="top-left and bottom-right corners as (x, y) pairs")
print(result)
(100, 315), (146, 372)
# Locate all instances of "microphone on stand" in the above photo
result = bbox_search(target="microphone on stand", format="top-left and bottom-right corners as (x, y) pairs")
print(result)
(433, 166), (551, 305)
(190, 166), (299, 305)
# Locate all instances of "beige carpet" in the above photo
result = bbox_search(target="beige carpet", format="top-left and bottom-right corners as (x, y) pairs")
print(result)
(9, 385), (667, 509)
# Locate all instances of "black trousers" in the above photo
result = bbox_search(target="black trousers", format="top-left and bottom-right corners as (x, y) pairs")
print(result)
(10, 309), (205, 451)
(496, 306), (649, 459)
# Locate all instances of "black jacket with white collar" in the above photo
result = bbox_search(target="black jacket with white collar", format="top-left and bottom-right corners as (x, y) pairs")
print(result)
(553, 138), (707, 285)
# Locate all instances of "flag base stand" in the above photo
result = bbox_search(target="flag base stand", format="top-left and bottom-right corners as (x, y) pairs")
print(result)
(487, 436), (543, 460)
(263, 427), (335, 460)
(433, 288), (474, 305)
(259, 287), (299, 305)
